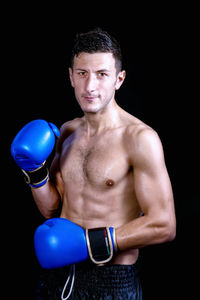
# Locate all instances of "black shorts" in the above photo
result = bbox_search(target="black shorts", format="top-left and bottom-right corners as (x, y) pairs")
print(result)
(36, 261), (142, 300)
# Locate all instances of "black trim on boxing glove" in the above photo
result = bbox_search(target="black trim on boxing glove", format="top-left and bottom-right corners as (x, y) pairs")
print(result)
(86, 227), (114, 264)
(22, 162), (49, 188)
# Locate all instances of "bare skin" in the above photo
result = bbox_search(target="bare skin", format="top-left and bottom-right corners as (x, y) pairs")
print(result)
(32, 52), (176, 265)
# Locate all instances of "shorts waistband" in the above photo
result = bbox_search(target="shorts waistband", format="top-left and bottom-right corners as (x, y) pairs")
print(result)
(74, 261), (140, 292)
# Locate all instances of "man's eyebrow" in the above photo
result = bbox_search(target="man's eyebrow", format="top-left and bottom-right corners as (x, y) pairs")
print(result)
(97, 69), (111, 73)
(74, 68), (111, 73)
(74, 68), (87, 71)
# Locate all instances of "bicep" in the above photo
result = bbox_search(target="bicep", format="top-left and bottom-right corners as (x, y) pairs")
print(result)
(132, 130), (174, 218)
(134, 163), (173, 217)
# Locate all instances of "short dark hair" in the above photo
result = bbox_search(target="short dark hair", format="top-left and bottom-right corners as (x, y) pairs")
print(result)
(70, 28), (122, 73)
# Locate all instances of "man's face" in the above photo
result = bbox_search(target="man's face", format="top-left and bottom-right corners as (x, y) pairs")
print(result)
(69, 52), (125, 113)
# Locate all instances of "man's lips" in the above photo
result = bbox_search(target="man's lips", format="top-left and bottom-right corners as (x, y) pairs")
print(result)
(83, 95), (99, 101)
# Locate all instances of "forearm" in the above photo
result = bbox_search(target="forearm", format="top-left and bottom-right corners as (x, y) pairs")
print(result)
(31, 180), (61, 219)
(116, 214), (176, 251)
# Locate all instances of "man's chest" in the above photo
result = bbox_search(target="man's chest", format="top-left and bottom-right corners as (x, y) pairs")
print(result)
(60, 132), (130, 188)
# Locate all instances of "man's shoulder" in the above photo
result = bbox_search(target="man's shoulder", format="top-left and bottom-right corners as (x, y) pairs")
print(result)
(122, 113), (161, 156)
(60, 117), (84, 134)
(56, 117), (84, 152)
(124, 118), (163, 167)
(123, 113), (154, 139)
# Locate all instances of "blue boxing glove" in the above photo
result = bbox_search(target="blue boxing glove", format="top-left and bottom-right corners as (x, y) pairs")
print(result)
(11, 119), (60, 188)
(34, 218), (118, 269)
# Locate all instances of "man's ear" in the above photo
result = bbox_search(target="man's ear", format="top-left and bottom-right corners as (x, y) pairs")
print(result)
(69, 67), (74, 87)
(115, 70), (126, 90)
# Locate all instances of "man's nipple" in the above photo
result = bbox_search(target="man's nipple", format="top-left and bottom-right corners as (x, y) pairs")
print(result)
(106, 179), (115, 187)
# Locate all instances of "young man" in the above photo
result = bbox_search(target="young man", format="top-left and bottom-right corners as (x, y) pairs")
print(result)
(12, 28), (176, 299)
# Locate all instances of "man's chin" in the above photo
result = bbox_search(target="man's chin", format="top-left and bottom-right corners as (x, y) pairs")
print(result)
(81, 105), (102, 114)
(83, 109), (100, 114)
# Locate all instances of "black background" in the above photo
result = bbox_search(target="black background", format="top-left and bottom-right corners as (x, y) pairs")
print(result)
(3, 3), (198, 299)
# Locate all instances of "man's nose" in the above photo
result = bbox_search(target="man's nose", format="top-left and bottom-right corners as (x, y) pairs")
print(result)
(85, 74), (97, 93)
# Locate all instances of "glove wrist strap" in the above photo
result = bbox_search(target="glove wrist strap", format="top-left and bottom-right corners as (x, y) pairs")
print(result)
(22, 162), (49, 188)
(86, 227), (115, 265)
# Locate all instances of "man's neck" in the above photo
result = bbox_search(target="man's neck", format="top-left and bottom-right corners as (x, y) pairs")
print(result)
(83, 100), (121, 137)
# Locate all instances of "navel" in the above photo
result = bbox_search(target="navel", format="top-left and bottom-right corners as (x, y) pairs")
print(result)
(106, 179), (115, 187)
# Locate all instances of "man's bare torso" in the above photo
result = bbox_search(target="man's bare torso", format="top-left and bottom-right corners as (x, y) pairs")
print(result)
(53, 109), (148, 264)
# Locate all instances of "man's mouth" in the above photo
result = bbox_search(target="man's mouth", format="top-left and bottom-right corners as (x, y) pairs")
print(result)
(83, 95), (99, 101)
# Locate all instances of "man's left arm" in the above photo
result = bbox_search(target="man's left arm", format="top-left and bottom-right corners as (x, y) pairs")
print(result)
(116, 128), (176, 251)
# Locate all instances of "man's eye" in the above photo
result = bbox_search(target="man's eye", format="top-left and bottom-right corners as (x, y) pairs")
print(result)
(98, 72), (107, 77)
(78, 72), (86, 77)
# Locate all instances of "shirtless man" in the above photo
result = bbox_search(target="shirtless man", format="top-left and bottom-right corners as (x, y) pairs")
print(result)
(12, 28), (176, 299)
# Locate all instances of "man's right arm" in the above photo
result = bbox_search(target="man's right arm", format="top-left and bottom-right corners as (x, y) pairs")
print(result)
(31, 123), (67, 218)
(31, 152), (62, 219)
